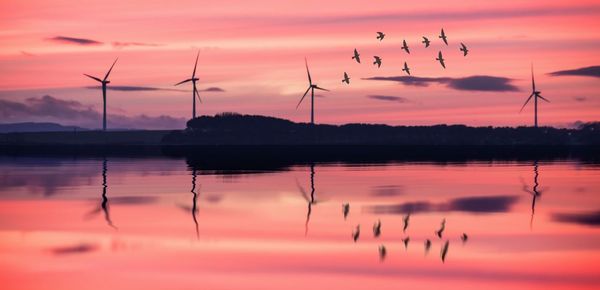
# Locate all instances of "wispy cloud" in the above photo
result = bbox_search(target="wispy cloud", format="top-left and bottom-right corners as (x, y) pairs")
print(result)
(112, 41), (162, 49)
(364, 76), (519, 92)
(200, 87), (226, 92)
(552, 210), (600, 227)
(574, 96), (587, 102)
(49, 243), (99, 255)
(46, 36), (103, 46)
(367, 95), (409, 103)
(368, 195), (520, 214)
(20, 51), (35, 57)
(548, 66), (600, 78)
(85, 85), (186, 92)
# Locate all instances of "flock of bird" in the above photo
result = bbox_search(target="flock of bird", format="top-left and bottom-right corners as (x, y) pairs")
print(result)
(342, 202), (468, 263)
(342, 28), (468, 85)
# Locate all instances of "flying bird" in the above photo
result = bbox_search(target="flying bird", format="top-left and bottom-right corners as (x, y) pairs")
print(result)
(376, 32), (385, 41)
(436, 218), (446, 238)
(352, 49), (361, 63)
(422, 36), (431, 47)
(401, 39), (410, 54)
(379, 245), (387, 261)
(342, 203), (350, 219)
(352, 225), (361, 242)
(402, 62), (411, 76)
(83, 58), (118, 131)
(424, 239), (432, 254)
(436, 51), (446, 69)
(439, 28), (448, 45)
(342, 72), (350, 84)
(461, 233), (468, 243)
(373, 219), (382, 238)
(297, 58), (329, 125)
(402, 236), (410, 249)
(373, 56), (382, 68)
(460, 42), (469, 56)
(402, 213), (410, 232)
(441, 240), (449, 262)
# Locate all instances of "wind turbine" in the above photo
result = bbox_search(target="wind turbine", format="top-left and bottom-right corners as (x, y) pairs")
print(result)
(175, 51), (202, 119)
(84, 58), (118, 131)
(520, 64), (550, 128)
(296, 58), (328, 125)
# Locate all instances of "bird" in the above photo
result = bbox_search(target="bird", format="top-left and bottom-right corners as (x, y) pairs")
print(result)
(296, 58), (329, 125)
(435, 218), (446, 238)
(175, 51), (202, 119)
(373, 56), (382, 68)
(436, 51), (446, 69)
(402, 213), (410, 232)
(402, 236), (410, 249)
(352, 225), (360, 242)
(401, 39), (410, 54)
(520, 64), (550, 128)
(342, 72), (350, 84)
(440, 240), (449, 262)
(422, 36), (431, 47)
(376, 32), (385, 41)
(342, 203), (350, 219)
(439, 28), (448, 45)
(461, 233), (468, 243)
(402, 62), (411, 76)
(379, 244), (387, 261)
(352, 49), (361, 63)
(373, 219), (382, 238)
(424, 239), (432, 254)
(460, 43), (469, 56)
(83, 58), (118, 131)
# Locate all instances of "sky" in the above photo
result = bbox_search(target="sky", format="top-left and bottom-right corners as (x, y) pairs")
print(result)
(0, 0), (599, 129)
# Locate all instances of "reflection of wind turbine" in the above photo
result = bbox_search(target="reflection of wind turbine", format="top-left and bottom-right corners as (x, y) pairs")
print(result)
(296, 164), (317, 236)
(521, 160), (545, 229)
(520, 64), (550, 128)
(101, 158), (117, 229)
(296, 58), (328, 125)
(175, 51), (202, 119)
(190, 169), (199, 239)
(84, 58), (118, 131)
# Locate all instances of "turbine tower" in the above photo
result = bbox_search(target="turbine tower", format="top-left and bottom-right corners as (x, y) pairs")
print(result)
(520, 64), (550, 128)
(175, 51), (202, 119)
(296, 58), (328, 125)
(84, 58), (118, 131)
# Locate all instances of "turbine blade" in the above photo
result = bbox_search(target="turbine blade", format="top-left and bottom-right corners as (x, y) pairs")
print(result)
(305, 58), (312, 85)
(314, 86), (329, 91)
(195, 86), (202, 103)
(192, 51), (200, 78)
(538, 95), (550, 103)
(520, 93), (534, 112)
(103, 58), (118, 81)
(84, 74), (103, 83)
(174, 78), (193, 86)
(296, 86), (311, 109)
(531, 63), (536, 92)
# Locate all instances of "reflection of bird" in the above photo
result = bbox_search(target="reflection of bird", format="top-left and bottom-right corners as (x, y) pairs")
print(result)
(342, 203), (350, 219)
(460, 43), (469, 56)
(373, 56), (382, 68)
(402, 213), (410, 232)
(424, 239), (432, 254)
(441, 240), (449, 262)
(402, 236), (410, 249)
(439, 28), (448, 45)
(373, 219), (382, 238)
(401, 39), (410, 54)
(342, 72), (350, 84)
(436, 218), (446, 238)
(352, 225), (361, 242)
(379, 244), (387, 261)
(461, 233), (468, 243)
(376, 32), (385, 41)
(402, 62), (411, 75)
(422, 36), (431, 47)
(352, 49), (361, 63)
(436, 51), (446, 69)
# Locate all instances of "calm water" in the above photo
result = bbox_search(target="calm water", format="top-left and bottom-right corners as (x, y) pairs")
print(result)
(0, 156), (599, 290)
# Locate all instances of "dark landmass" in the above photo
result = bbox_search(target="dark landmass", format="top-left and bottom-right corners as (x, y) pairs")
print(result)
(0, 122), (87, 133)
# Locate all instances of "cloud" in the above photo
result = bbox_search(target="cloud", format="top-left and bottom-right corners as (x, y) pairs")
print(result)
(368, 195), (520, 214)
(0, 95), (186, 130)
(200, 87), (226, 92)
(367, 95), (409, 103)
(46, 36), (103, 46)
(551, 210), (600, 227)
(85, 85), (185, 92)
(573, 96), (587, 102)
(549, 66), (600, 78)
(371, 185), (404, 196)
(112, 41), (163, 48)
(108, 196), (158, 205)
(364, 75), (519, 92)
(49, 243), (99, 255)
(20, 51), (35, 57)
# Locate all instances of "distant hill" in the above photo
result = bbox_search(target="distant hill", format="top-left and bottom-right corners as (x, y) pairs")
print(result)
(162, 113), (600, 146)
(0, 122), (87, 133)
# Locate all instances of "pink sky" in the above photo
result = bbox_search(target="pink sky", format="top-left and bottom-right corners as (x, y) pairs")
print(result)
(0, 0), (599, 128)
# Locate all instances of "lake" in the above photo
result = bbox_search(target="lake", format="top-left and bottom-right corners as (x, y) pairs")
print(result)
(0, 156), (598, 289)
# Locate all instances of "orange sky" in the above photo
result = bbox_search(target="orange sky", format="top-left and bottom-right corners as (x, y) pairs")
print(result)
(0, 0), (599, 128)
